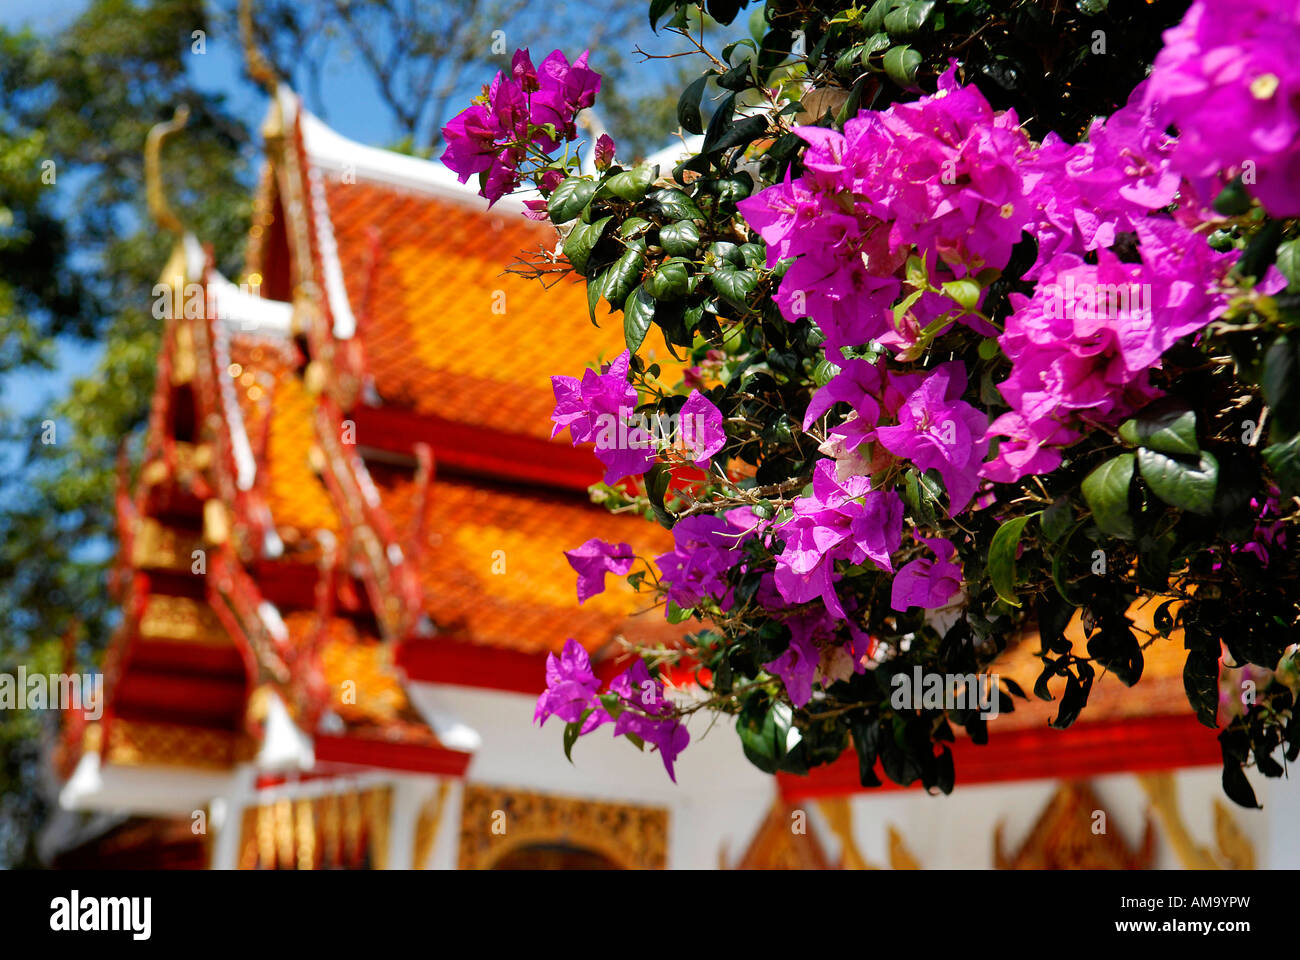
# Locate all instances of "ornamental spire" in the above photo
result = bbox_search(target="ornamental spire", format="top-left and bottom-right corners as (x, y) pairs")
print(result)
(143, 105), (189, 235)
(239, 0), (278, 94)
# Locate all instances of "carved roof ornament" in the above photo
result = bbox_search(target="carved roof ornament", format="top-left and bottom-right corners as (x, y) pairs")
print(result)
(1138, 772), (1256, 870)
(995, 781), (1155, 869)
(727, 795), (837, 870)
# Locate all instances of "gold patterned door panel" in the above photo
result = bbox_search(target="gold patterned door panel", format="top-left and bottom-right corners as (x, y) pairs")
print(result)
(457, 784), (668, 870)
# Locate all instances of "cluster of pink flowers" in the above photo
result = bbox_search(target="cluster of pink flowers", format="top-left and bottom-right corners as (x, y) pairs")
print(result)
(550, 350), (727, 484)
(534, 639), (690, 780)
(1144, 0), (1300, 218)
(653, 510), (757, 611)
(771, 459), (904, 618)
(441, 49), (601, 204)
(738, 65), (1032, 356)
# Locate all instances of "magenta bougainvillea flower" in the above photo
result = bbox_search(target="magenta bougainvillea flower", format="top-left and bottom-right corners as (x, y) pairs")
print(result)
(533, 638), (602, 726)
(876, 362), (989, 514)
(890, 537), (963, 612)
(1144, 0), (1300, 217)
(594, 132), (616, 170)
(761, 607), (873, 707)
(534, 642), (690, 780)
(655, 510), (754, 610)
(550, 350), (656, 483)
(739, 65), (1037, 357)
(678, 390), (727, 467)
(564, 538), (635, 605)
(441, 48), (601, 204)
(773, 459), (903, 617)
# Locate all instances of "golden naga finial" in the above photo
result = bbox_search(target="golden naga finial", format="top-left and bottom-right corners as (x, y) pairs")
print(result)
(239, 0), (278, 93)
(145, 104), (190, 235)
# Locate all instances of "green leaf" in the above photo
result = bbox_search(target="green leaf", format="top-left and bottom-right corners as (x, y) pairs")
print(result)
(1138, 448), (1218, 516)
(849, 714), (882, 788)
(650, 188), (703, 221)
(602, 241), (645, 309)
(1263, 432), (1300, 496)
(1212, 177), (1252, 216)
(883, 44), (922, 89)
(623, 285), (655, 352)
(666, 602), (694, 624)
(1040, 496), (1073, 542)
(563, 710), (591, 762)
(548, 176), (598, 224)
(1082, 453), (1136, 539)
(619, 217), (652, 238)
(941, 278), (981, 312)
(646, 462), (674, 528)
(883, 0), (935, 38)
(648, 0), (675, 31)
(859, 32), (892, 65)
(560, 216), (611, 275)
(710, 263), (759, 306)
(643, 258), (692, 301)
(1276, 238), (1300, 289)
(1127, 399), (1200, 456)
(659, 220), (700, 256)
(586, 269), (605, 323)
(677, 75), (709, 135)
(988, 514), (1033, 607)
(601, 164), (657, 202)
(1185, 650), (1222, 723)
(1262, 335), (1300, 436)
(863, 0), (894, 33)
(1153, 599), (1176, 636)
(709, 114), (768, 155)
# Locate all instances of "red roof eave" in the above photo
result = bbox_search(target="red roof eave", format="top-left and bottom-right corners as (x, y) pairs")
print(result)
(312, 732), (473, 777)
(777, 712), (1222, 800)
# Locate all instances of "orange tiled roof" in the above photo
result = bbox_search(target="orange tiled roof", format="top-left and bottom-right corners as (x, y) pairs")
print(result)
(373, 472), (679, 655)
(321, 178), (681, 441)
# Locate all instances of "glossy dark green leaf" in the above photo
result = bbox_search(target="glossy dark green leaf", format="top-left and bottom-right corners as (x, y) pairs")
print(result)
(677, 75), (709, 134)
(1276, 238), (1300, 289)
(989, 514), (1033, 607)
(602, 241), (645, 310)
(601, 164), (657, 202)
(883, 0), (935, 37)
(1081, 453), (1136, 539)
(1138, 448), (1218, 516)
(1124, 399), (1200, 456)
(1263, 432), (1300, 496)
(1262, 335), (1300, 435)
(659, 220), (700, 256)
(1184, 650), (1220, 728)
(643, 258), (692, 301)
(650, 188), (703, 221)
(623, 284), (655, 352)
(710, 263), (759, 306)
(548, 176), (597, 224)
(560, 216), (611, 275)
(883, 44), (922, 89)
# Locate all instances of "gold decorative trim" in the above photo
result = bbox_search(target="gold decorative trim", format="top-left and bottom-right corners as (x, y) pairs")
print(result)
(1138, 772), (1256, 869)
(132, 517), (203, 572)
(237, 786), (391, 869)
(104, 719), (254, 770)
(412, 781), (450, 869)
(458, 784), (668, 870)
(139, 594), (230, 646)
(995, 781), (1154, 869)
